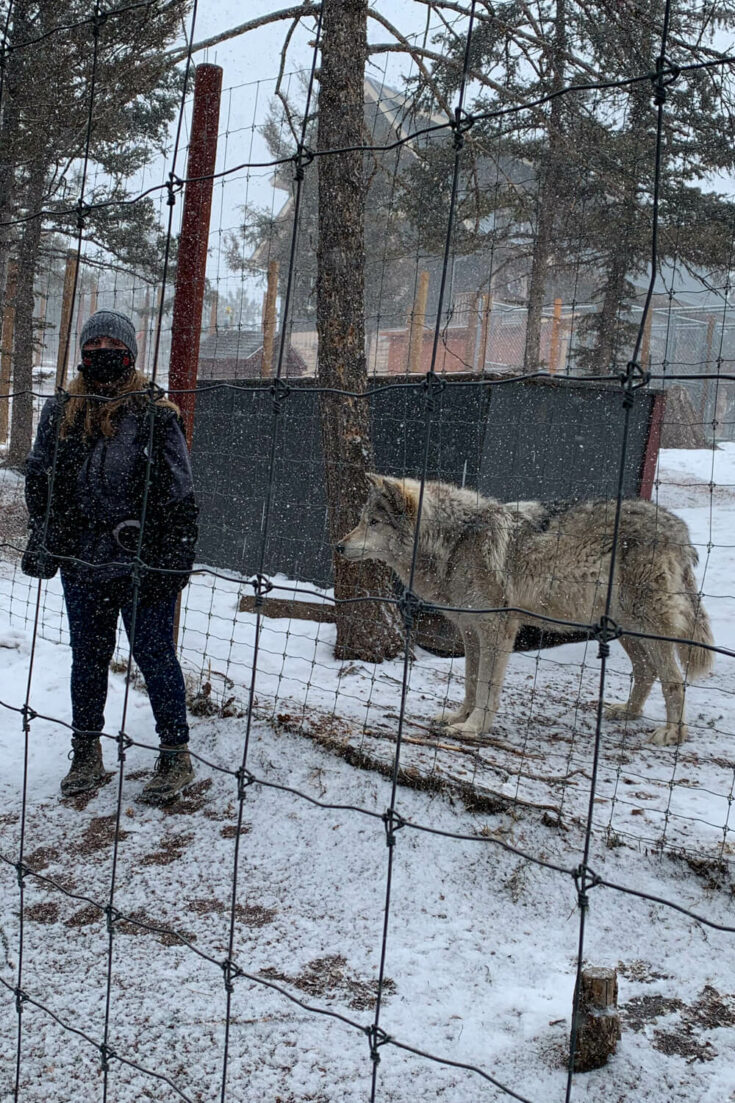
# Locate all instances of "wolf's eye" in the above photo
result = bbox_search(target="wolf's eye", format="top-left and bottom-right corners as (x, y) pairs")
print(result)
(368, 517), (380, 526)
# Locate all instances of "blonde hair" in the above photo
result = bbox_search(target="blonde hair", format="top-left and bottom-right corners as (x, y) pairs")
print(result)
(60, 369), (179, 439)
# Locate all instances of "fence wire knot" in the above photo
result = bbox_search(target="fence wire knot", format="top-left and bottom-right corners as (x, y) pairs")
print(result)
(92, 3), (108, 35)
(117, 730), (133, 762)
(365, 1022), (391, 1064)
(573, 865), (600, 910)
(452, 107), (474, 150)
(236, 766), (256, 801)
(166, 172), (184, 207)
(99, 1043), (115, 1072)
(104, 904), (120, 934)
(270, 377), (291, 413)
(20, 704), (37, 731)
(221, 958), (241, 993)
(76, 199), (90, 230)
(383, 807), (406, 848)
(397, 587), (423, 631)
(250, 572), (273, 609)
(15, 861), (28, 888)
(621, 359), (650, 408)
(293, 145), (315, 182)
(652, 54), (680, 105)
(593, 614), (621, 658)
(14, 987), (26, 1015)
(423, 369), (446, 410)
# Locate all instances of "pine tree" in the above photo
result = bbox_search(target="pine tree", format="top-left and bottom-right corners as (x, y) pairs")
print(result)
(401, 0), (735, 374)
(1, 0), (190, 465)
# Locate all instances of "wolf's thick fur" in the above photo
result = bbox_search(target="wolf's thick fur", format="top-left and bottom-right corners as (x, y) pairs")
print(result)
(339, 475), (714, 746)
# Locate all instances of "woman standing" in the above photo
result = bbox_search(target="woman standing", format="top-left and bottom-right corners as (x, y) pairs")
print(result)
(23, 309), (199, 804)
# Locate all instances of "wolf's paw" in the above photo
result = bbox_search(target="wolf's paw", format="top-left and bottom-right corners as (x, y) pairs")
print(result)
(604, 701), (640, 721)
(432, 705), (470, 727)
(648, 723), (688, 747)
(446, 710), (492, 740)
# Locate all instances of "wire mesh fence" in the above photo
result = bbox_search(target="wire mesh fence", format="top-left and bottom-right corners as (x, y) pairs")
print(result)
(1, 1), (735, 1101)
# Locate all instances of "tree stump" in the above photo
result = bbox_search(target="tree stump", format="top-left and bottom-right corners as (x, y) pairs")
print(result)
(573, 967), (621, 1072)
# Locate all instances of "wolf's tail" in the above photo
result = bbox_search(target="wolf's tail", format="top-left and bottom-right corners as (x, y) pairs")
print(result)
(676, 561), (714, 679)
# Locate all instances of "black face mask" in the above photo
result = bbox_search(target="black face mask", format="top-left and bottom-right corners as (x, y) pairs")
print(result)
(80, 347), (134, 385)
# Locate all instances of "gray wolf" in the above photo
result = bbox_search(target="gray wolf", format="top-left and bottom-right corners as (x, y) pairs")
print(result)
(338, 475), (713, 746)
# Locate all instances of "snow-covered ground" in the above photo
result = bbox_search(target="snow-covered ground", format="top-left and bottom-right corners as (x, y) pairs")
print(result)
(1, 447), (734, 1102)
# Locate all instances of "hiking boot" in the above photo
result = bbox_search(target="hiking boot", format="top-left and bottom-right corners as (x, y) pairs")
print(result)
(138, 745), (194, 805)
(60, 735), (108, 797)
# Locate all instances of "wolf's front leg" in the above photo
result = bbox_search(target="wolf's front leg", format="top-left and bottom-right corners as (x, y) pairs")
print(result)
(448, 618), (517, 738)
(433, 624), (478, 726)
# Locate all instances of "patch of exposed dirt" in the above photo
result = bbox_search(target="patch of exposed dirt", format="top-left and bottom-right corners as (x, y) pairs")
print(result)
(652, 1031), (716, 1063)
(62, 774), (114, 810)
(622, 993), (684, 1032)
(220, 823), (252, 839)
(77, 815), (130, 855)
(25, 900), (59, 924)
(140, 832), (194, 867)
(261, 954), (396, 1011)
(617, 960), (672, 984)
(24, 845), (60, 872)
(65, 904), (102, 928)
(125, 769), (150, 782)
(622, 984), (735, 1063)
(115, 908), (197, 947)
(683, 856), (732, 893)
(189, 896), (276, 927)
(161, 777), (214, 816)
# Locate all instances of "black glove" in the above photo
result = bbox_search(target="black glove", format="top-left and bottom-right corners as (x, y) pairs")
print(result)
(20, 520), (58, 580)
(138, 495), (198, 604)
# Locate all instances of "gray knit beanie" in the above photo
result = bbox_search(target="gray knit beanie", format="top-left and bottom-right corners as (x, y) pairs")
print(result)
(79, 309), (138, 361)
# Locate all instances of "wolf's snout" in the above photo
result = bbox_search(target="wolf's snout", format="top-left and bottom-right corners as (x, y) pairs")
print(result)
(335, 542), (346, 556)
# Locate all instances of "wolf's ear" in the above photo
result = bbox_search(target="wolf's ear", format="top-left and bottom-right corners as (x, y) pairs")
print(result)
(365, 472), (383, 490)
(378, 475), (419, 519)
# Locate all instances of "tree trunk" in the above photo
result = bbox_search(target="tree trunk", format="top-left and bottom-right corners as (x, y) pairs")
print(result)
(0, 0), (34, 327)
(316, 0), (403, 661)
(585, 22), (653, 375)
(8, 162), (46, 468)
(523, 0), (567, 372)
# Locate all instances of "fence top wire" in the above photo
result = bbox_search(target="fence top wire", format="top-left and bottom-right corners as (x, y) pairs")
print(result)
(2, 53), (734, 232)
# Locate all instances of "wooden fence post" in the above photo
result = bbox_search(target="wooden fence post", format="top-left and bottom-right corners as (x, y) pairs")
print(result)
(0, 260), (17, 442)
(261, 259), (279, 377)
(573, 966), (621, 1072)
(548, 297), (563, 374)
(641, 306), (653, 370)
(33, 291), (48, 367)
(408, 269), (429, 373)
(55, 250), (78, 389)
(479, 291), (492, 372)
(209, 289), (218, 336)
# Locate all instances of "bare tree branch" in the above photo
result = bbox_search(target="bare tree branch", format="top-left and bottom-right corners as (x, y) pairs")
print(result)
(166, 3), (320, 64)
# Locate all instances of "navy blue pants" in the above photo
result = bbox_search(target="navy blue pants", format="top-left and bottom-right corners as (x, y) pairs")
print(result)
(61, 574), (189, 745)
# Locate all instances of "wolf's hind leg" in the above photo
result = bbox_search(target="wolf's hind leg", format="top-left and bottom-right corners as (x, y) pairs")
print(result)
(433, 625), (478, 726)
(646, 640), (688, 746)
(448, 618), (517, 738)
(604, 637), (656, 721)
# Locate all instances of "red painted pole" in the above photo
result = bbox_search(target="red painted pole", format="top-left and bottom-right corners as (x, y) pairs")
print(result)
(638, 391), (666, 500)
(168, 63), (223, 448)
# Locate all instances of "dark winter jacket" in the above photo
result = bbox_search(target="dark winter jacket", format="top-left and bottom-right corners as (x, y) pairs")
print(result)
(23, 395), (198, 593)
